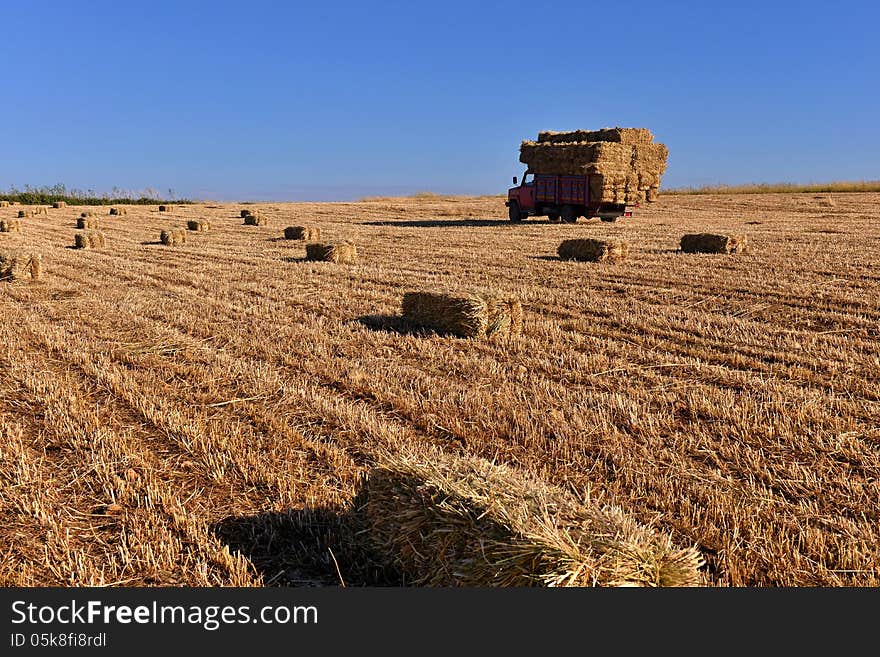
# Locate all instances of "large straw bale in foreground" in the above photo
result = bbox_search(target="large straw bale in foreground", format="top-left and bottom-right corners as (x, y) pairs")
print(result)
(305, 241), (357, 264)
(558, 239), (628, 263)
(0, 220), (22, 233)
(186, 219), (211, 232)
(284, 225), (321, 241)
(74, 232), (105, 249)
(0, 253), (41, 282)
(680, 233), (747, 254)
(357, 448), (704, 587)
(401, 291), (523, 339)
(77, 217), (99, 229)
(160, 228), (187, 245)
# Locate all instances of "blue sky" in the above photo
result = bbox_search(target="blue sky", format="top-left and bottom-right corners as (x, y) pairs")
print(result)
(1, 1), (878, 200)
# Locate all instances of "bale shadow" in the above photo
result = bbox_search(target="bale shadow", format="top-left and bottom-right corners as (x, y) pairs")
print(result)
(354, 314), (431, 336)
(744, 221), (763, 225)
(529, 255), (560, 261)
(281, 256), (310, 263)
(140, 240), (164, 246)
(211, 505), (398, 587)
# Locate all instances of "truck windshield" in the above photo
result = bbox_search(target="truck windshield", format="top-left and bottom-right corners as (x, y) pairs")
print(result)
(522, 172), (534, 185)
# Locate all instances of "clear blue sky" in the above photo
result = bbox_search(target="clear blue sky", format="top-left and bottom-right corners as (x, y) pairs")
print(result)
(2, 1), (878, 200)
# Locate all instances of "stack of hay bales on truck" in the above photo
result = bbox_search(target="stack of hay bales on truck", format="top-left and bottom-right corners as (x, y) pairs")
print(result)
(519, 127), (668, 204)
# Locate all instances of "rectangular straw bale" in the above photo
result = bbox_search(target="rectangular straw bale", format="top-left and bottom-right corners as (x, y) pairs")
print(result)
(74, 231), (105, 249)
(243, 212), (267, 226)
(77, 217), (99, 229)
(0, 220), (22, 233)
(18, 209), (34, 218)
(537, 127), (655, 144)
(558, 239), (629, 263)
(401, 290), (523, 339)
(186, 219), (211, 231)
(356, 447), (704, 587)
(158, 205), (172, 212)
(160, 228), (187, 245)
(109, 207), (127, 215)
(680, 233), (747, 254)
(52, 201), (67, 208)
(0, 201), (9, 207)
(240, 209), (252, 218)
(0, 253), (42, 282)
(284, 225), (321, 241)
(305, 241), (357, 264)
(34, 207), (48, 215)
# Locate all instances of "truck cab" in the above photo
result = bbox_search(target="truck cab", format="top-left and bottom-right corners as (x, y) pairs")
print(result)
(506, 173), (534, 222)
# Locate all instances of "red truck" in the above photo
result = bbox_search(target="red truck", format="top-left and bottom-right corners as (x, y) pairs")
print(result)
(505, 173), (635, 223)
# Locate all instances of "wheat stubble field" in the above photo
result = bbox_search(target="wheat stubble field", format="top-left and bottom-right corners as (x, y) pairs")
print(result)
(1, 192), (878, 587)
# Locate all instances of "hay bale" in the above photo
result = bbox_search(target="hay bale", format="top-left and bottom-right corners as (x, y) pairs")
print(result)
(558, 239), (628, 263)
(74, 231), (105, 249)
(538, 127), (655, 144)
(34, 207), (48, 216)
(160, 228), (187, 245)
(158, 205), (172, 212)
(0, 253), (42, 282)
(243, 212), (267, 226)
(80, 211), (97, 218)
(240, 209), (252, 218)
(0, 220), (22, 233)
(77, 217), (99, 229)
(0, 201), (9, 207)
(357, 448), (704, 587)
(186, 219), (211, 232)
(305, 241), (357, 264)
(109, 207), (127, 216)
(52, 201), (67, 208)
(814, 195), (835, 208)
(284, 225), (321, 241)
(17, 209), (33, 218)
(401, 291), (523, 339)
(680, 233), (747, 254)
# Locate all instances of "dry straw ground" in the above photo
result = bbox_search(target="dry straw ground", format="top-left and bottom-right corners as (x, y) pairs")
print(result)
(0, 193), (878, 586)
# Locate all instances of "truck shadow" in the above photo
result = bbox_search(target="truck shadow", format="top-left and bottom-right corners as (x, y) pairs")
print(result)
(360, 218), (535, 228)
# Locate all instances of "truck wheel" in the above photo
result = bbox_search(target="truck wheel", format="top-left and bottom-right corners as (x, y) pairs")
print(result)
(560, 205), (577, 223)
(547, 213), (560, 223)
(600, 217), (618, 223)
(508, 201), (523, 222)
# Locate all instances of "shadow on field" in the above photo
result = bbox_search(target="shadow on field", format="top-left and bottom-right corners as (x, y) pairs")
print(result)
(359, 218), (514, 228)
(353, 314), (427, 336)
(211, 506), (397, 587)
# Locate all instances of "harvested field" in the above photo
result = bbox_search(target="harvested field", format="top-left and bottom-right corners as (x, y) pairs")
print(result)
(0, 193), (879, 587)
